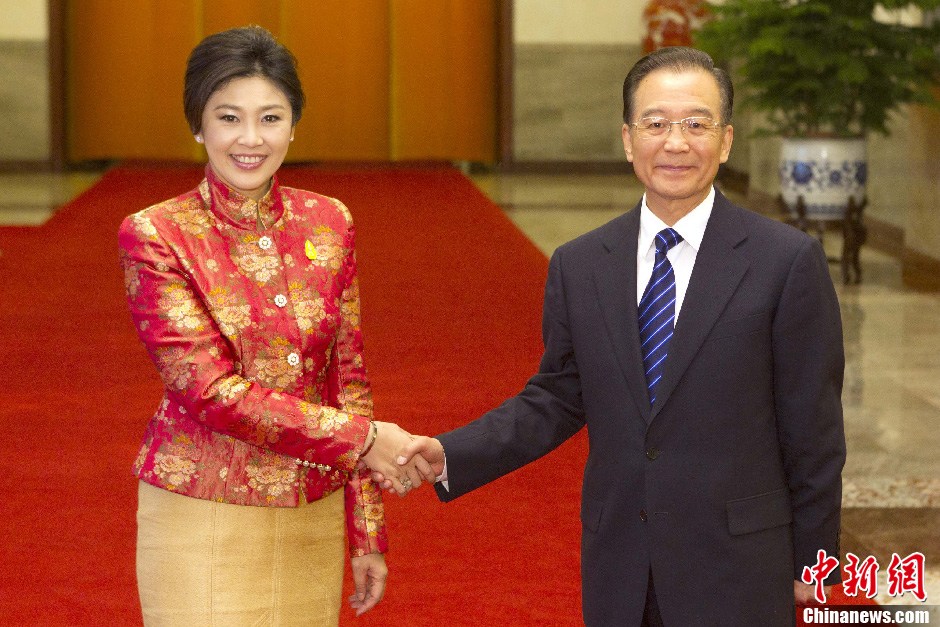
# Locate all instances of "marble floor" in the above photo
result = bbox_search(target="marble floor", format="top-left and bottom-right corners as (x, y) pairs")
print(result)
(0, 171), (101, 227)
(1, 167), (937, 608)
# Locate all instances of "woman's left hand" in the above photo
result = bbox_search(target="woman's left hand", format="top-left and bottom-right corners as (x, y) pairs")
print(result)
(349, 553), (388, 616)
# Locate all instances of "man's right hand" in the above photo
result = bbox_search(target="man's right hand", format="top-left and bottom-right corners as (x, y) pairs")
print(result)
(370, 436), (445, 492)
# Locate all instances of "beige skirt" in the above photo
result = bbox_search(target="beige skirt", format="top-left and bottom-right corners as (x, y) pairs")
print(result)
(136, 481), (345, 626)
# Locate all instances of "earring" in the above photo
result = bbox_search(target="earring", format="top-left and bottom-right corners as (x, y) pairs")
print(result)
(195, 135), (203, 144)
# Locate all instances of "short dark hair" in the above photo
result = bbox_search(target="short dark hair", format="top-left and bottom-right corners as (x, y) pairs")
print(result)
(622, 46), (733, 125)
(184, 25), (305, 134)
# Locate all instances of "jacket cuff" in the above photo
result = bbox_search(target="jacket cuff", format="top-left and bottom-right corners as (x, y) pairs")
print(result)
(345, 467), (388, 557)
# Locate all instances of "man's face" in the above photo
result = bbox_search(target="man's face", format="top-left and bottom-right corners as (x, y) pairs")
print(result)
(622, 68), (733, 220)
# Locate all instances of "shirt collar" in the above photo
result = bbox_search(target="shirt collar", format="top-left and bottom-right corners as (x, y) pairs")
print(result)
(638, 186), (715, 256)
(199, 164), (284, 230)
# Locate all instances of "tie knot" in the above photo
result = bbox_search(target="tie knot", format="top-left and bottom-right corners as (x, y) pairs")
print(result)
(655, 228), (683, 255)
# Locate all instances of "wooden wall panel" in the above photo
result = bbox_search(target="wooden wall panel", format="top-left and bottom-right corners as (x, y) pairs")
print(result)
(390, 0), (497, 162)
(280, 0), (390, 160)
(202, 0), (282, 35)
(67, 0), (496, 163)
(67, 1), (198, 161)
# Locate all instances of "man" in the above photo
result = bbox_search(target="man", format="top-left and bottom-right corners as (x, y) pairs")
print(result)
(394, 47), (845, 626)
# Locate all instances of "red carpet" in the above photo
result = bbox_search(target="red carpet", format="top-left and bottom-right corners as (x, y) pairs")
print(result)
(0, 164), (870, 624)
(0, 163), (582, 625)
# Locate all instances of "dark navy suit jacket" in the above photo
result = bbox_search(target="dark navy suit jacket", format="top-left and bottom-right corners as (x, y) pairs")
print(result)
(435, 190), (845, 626)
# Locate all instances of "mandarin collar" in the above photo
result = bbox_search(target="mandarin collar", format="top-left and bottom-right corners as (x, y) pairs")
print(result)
(199, 164), (284, 230)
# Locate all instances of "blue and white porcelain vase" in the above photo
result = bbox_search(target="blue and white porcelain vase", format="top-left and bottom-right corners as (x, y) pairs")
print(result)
(779, 138), (867, 219)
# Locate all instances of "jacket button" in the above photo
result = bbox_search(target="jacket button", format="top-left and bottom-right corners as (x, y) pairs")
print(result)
(274, 294), (288, 307)
(258, 236), (273, 250)
(646, 447), (659, 460)
(286, 352), (300, 366)
(640, 509), (648, 522)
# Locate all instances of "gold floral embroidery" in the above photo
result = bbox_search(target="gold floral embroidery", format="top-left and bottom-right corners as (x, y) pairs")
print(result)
(316, 406), (351, 432)
(152, 436), (199, 490)
(155, 346), (193, 392)
(123, 260), (142, 298)
(159, 282), (208, 331)
(210, 375), (251, 402)
(288, 281), (326, 335)
(340, 282), (361, 328)
(340, 380), (373, 417)
(251, 336), (298, 389)
(306, 225), (344, 273)
(153, 453), (197, 489)
(304, 384), (323, 404)
(282, 197), (297, 221)
(231, 236), (281, 284)
(170, 208), (212, 237)
(335, 449), (359, 471)
(329, 197), (353, 223)
(206, 286), (252, 338)
(363, 502), (384, 537)
(298, 401), (325, 434)
(130, 213), (158, 239)
(178, 254), (195, 275)
(245, 457), (296, 500)
(232, 408), (282, 448)
(133, 444), (149, 473)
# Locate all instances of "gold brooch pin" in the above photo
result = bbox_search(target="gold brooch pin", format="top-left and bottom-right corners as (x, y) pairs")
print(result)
(304, 240), (317, 260)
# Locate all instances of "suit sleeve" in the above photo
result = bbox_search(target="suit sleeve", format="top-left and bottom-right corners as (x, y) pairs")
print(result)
(118, 212), (372, 476)
(772, 236), (846, 584)
(435, 248), (586, 502)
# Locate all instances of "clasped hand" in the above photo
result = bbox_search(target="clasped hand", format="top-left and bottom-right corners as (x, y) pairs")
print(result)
(362, 422), (444, 496)
(360, 423), (443, 496)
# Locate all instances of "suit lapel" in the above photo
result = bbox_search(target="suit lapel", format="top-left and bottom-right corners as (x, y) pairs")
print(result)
(650, 192), (750, 420)
(592, 206), (652, 422)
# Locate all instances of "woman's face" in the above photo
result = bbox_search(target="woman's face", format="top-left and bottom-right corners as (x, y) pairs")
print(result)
(200, 75), (294, 200)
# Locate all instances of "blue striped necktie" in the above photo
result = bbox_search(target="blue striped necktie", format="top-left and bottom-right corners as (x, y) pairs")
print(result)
(639, 228), (683, 406)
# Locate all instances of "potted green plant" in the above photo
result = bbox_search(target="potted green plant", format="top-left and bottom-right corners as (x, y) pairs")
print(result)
(695, 0), (940, 218)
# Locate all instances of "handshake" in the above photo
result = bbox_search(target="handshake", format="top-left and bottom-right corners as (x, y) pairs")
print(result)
(360, 421), (445, 496)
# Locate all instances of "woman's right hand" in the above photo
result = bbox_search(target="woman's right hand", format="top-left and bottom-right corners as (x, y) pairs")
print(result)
(349, 553), (388, 616)
(361, 421), (436, 496)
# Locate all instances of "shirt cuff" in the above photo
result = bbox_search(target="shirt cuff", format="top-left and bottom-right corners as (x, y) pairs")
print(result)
(438, 454), (449, 491)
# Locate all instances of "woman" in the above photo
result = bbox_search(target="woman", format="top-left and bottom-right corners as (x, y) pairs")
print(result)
(119, 26), (428, 625)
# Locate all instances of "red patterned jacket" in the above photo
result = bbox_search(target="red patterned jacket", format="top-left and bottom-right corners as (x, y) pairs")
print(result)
(118, 166), (386, 556)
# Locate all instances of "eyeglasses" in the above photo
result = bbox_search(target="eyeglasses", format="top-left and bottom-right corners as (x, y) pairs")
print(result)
(630, 116), (723, 138)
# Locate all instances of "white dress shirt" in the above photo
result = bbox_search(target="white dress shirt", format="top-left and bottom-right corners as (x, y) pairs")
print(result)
(636, 187), (714, 321)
